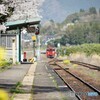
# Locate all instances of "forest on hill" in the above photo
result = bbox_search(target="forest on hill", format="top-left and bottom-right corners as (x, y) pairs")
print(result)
(41, 7), (100, 47)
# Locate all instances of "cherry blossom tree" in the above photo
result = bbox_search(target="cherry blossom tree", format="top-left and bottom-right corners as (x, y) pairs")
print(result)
(0, 0), (14, 31)
(7, 0), (45, 21)
(0, 0), (45, 31)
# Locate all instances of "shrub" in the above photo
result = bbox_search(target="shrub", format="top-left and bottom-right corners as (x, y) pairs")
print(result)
(61, 44), (100, 56)
(63, 60), (70, 64)
(0, 59), (11, 68)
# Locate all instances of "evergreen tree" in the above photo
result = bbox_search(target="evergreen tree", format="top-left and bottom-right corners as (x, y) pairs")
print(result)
(89, 7), (97, 14)
(80, 9), (85, 12)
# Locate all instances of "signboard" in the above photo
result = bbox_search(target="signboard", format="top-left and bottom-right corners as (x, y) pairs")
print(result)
(57, 43), (60, 48)
(32, 36), (36, 41)
(27, 25), (35, 33)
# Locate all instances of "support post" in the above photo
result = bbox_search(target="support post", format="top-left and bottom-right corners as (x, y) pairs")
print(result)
(12, 37), (16, 64)
(33, 41), (35, 57)
(37, 35), (40, 60)
(17, 27), (21, 63)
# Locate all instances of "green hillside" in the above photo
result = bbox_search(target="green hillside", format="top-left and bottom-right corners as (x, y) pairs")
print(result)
(41, 7), (100, 46)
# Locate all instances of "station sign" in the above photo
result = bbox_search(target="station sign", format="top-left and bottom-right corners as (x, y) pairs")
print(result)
(32, 36), (36, 41)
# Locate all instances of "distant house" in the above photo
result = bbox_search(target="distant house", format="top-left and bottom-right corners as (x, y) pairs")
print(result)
(66, 23), (74, 27)
(61, 23), (74, 31)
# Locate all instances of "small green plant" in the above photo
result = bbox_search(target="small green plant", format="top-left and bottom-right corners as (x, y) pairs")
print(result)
(0, 59), (12, 72)
(63, 60), (70, 65)
(10, 82), (24, 93)
(10, 88), (24, 93)
(15, 82), (22, 87)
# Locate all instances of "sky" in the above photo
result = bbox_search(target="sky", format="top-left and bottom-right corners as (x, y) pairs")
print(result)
(40, 0), (100, 23)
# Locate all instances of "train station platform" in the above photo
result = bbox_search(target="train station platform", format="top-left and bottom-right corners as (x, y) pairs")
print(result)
(0, 64), (31, 91)
(32, 60), (78, 100)
(0, 56), (78, 100)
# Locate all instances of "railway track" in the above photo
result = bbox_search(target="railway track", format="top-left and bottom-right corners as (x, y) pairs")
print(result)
(54, 59), (100, 71)
(70, 61), (100, 71)
(48, 59), (100, 100)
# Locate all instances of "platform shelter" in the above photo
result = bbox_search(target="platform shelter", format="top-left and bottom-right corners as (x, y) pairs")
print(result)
(2, 18), (40, 63)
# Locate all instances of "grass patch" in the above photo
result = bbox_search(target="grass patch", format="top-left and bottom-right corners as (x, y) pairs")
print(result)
(10, 82), (24, 94)
(0, 59), (12, 72)
(10, 88), (24, 93)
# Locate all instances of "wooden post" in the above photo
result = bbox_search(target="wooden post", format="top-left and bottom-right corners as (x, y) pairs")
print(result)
(33, 41), (35, 57)
(12, 37), (16, 64)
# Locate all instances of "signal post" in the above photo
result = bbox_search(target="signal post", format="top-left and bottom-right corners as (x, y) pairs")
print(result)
(32, 35), (36, 57)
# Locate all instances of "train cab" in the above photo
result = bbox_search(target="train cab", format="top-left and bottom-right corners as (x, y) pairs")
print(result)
(46, 48), (56, 58)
